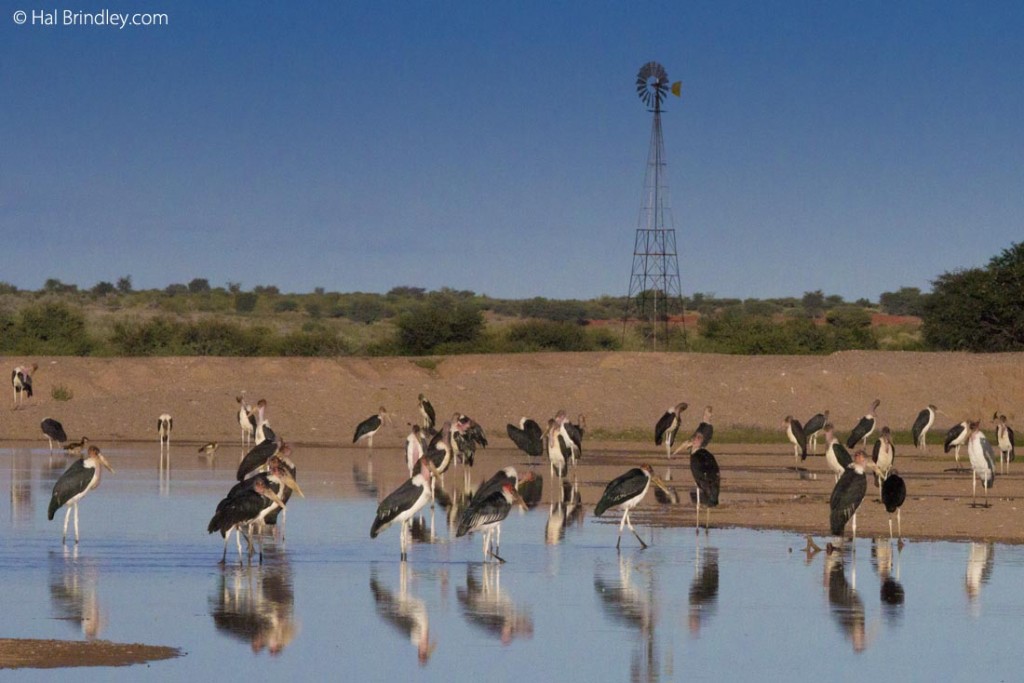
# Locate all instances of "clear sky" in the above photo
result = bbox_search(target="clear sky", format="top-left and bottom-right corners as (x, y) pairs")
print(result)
(3, 1), (1022, 301)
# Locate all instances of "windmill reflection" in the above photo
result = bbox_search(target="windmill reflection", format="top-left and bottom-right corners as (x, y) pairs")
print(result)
(209, 558), (298, 655)
(546, 478), (583, 545)
(49, 548), (104, 639)
(9, 448), (32, 526)
(965, 542), (994, 617)
(871, 538), (904, 622)
(824, 548), (866, 653)
(688, 544), (718, 636)
(370, 563), (436, 665)
(594, 555), (663, 683)
(457, 564), (533, 645)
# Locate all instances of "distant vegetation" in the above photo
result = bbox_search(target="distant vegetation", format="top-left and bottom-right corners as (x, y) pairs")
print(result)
(0, 242), (1019, 357)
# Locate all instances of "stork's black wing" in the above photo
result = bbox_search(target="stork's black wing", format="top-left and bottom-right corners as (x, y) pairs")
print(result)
(48, 459), (92, 519)
(353, 415), (382, 443)
(694, 422), (713, 447)
(370, 477), (422, 538)
(507, 423), (543, 457)
(472, 470), (514, 506)
(789, 419), (808, 460)
(832, 441), (853, 469)
(690, 449), (720, 506)
(846, 417), (874, 449)
(944, 424), (966, 453)
(1009, 426), (1016, 461)
(41, 418), (67, 443)
(422, 399), (436, 430)
(564, 422), (583, 455)
(594, 468), (647, 517)
(236, 439), (279, 481)
(654, 412), (674, 445)
(804, 413), (826, 436)
(456, 489), (512, 537)
(881, 474), (906, 513)
(829, 470), (867, 536)
(911, 409), (930, 447)
(208, 489), (270, 536)
(467, 422), (488, 448)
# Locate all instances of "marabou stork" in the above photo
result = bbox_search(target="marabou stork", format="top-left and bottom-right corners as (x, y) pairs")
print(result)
(11, 363), (36, 408)
(405, 425), (426, 476)
(471, 467), (536, 506)
(236, 395), (256, 447)
(371, 457), (439, 561)
(258, 450), (304, 536)
(846, 399), (881, 449)
(554, 410), (582, 465)
(41, 418), (67, 453)
(912, 405), (936, 453)
(157, 413), (173, 449)
(688, 432), (720, 533)
(654, 402), (688, 459)
(829, 450), (875, 543)
(456, 481), (527, 563)
(506, 418), (544, 457)
(824, 424), (853, 482)
(425, 421), (454, 486)
(784, 416), (808, 465)
(871, 426), (895, 486)
(451, 413), (487, 467)
(966, 421), (995, 508)
(677, 406), (714, 453)
(418, 394), (436, 431)
(237, 435), (283, 481)
(594, 464), (670, 549)
(944, 421), (970, 471)
(208, 471), (292, 564)
(544, 419), (566, 478)
(354, 407), (390, 449)
(881, 471), (906, 545)
(993, 413), (1016, 473)
(48, 445), (114, 544)
(64, 436), (90, 458)
(804, 410), (829, 455)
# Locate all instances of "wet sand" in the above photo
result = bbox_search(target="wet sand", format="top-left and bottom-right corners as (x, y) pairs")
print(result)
(0, 639), (181, 669)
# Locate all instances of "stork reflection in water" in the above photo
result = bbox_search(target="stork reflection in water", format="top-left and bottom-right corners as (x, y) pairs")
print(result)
(370, 563), (436, 665)
(457, 564), (533, 645)
(49, 550), (104, 640)
(689, 542), (719, 636)
(824, 547), (866, 652)
(593, 554), (661, 683)
(965, 542), (994, 617)
(210, 561), (297, 655)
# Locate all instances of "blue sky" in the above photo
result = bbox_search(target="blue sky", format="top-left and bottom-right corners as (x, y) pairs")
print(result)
(3, 1), (1022, 300)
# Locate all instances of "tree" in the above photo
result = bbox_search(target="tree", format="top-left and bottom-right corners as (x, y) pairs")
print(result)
(879, 287), (927, 316)
(922, 242), (1024, 351)
(91, 281), (116, 296)
(801, 290), (825, 318)
(188, 278), (211, 294)
(395, 297), (484, 354)
(234, 292), (258, 313)
(116, 275), (133, 293)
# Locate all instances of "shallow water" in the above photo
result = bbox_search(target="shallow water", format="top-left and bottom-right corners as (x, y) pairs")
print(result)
(3, 443), (1023, 681)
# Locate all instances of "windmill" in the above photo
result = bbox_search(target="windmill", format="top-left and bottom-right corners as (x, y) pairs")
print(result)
(623, 61), (685, 349)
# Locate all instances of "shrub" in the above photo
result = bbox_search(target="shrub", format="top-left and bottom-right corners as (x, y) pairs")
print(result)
(51, 384), (74, 401)
(395, 297), (484, 355)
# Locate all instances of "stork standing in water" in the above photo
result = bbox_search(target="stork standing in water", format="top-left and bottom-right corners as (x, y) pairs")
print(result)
(236, 396), (256, 447)
(688, 432), (720, 534)
(944, 421), (970, 471)
(824, 424), (853, 482)
(237, 435), (283, 481)
(371, 457), (439, 561)
(967, 421), (996, 508)
(354, 407), (390, 450)
(41, 418), (68, 453)
(912, 405), (937, 453)
(457, 481), (527, 563)
(470, 467), (536, 506)
(784, 416), (808, 466)
(64, 437), (89, 458)
(157, 414), (173, 451)
(871, 426), (895, 487)
(11, 363), (37, 409)
(252, 399), (271, 444)
(255, 451), (303, 539)
(208, 472), (292, 564)
(804, 410), (829, 455)
(506, 417), (544, 457)
(881, 471), (907, 546)
(451, 413), (487, 468)
(544, 419), (566, 478)
(48, 445), (115, 544)
(829, 450), (876, 546)
(846, 399), (881, 449)
(594, 464), (671, 550)
(554, 410), (582, 466)
(993, 413), (1016, 473)
(418, 394), (436, 432)
(654, 402), (688, 459)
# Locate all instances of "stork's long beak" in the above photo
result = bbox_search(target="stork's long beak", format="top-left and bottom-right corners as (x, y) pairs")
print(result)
(509, 487), (528, 511)
(421, 457), (440, 478)
(263, 487), (286, 509)
(650, 474), (671, 496)
(97, 453), (115, 474)
(277, 471), (304, 498)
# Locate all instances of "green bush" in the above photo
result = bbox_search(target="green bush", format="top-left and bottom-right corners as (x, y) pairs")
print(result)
(6, 302), (94, 355)
(395, 297), (484, 355)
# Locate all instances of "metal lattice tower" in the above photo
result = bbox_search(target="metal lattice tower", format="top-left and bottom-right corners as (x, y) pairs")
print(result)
(623, 61), (684, 349)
